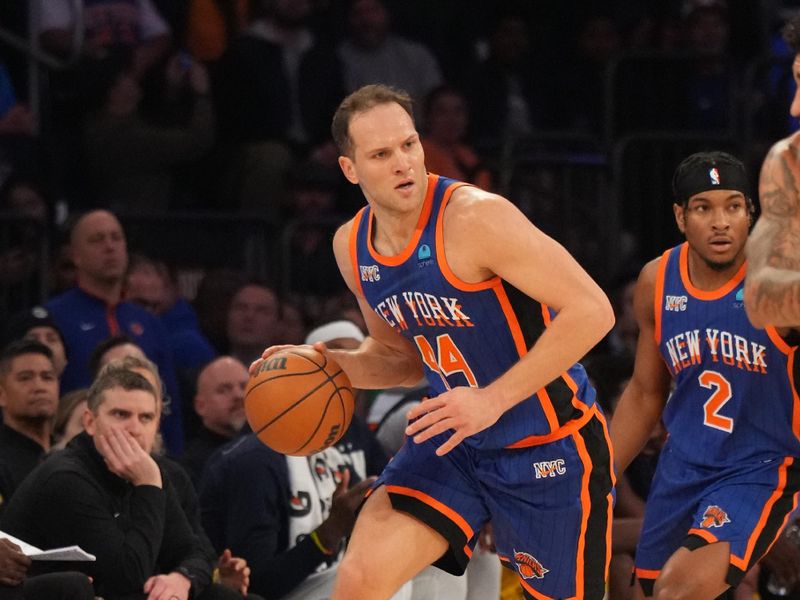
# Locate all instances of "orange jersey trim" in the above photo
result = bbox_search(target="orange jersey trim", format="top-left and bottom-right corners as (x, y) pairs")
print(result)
(653, 248), (671, 345)
(384, 484), (474, 541)
(366, 173), (438, 266)
(572, 426), (593, 597)
(349, 209), (367, 298)
(789, 349), (800, 443)
(766, 326), (794, 356)
(536, 388), (561, 433)
(541, 303), (552, 327)
(434, 176), (499, 292)
(635, 567), (661, 580)
(731, 456), (794, 570)
(688, 528), (719, 545)
(493, 283), (528, 357)
(517, 578), (558, 600)
(678, 242), (747, 301)
(506, 404), (597, 449)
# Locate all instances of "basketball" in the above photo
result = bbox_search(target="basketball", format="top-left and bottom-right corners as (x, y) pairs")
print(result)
(245, 347), (354, 456)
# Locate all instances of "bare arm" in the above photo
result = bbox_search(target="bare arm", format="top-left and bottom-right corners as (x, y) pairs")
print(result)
(744, 137), (800, 328)
(325, 222), (425, 389)
(609, 260), (672, 474)
(408, 190), (615, 454)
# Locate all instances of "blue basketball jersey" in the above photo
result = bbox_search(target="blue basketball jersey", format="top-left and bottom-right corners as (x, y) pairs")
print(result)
(350, 173), (600, 450)
(656, 242), (800, 466)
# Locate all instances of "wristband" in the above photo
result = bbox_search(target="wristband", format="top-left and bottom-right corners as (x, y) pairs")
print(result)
(310, 530), (334, 555)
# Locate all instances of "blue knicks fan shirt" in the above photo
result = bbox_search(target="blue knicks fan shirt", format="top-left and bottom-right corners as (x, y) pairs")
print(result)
(656, 242), (800, 466)
(350, 173), (600, 450)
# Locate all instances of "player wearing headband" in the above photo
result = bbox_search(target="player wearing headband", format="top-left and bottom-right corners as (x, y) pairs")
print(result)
(610, 151), (800, 599)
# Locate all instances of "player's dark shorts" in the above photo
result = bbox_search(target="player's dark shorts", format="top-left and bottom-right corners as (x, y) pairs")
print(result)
(635, 443), (800, 596)
(372, 409), (614, 600)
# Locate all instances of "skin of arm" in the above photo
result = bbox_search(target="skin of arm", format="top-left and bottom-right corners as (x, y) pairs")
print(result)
(609, 260), (673, 474)
(325, 222), (427, 389)
(406, 188), (615, 454)
(744, 136), (800, 328)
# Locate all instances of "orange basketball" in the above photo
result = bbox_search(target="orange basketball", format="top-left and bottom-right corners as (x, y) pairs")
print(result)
(245, 347), (354, 456)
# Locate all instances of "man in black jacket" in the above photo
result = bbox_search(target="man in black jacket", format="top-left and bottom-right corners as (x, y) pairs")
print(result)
(0, 367), (226, 599)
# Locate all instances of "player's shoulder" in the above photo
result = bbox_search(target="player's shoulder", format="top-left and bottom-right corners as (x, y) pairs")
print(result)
(765, 132), (800, 162)
(446, 186), (518, 229)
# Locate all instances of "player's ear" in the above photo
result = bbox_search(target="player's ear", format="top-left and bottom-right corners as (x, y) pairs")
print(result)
(673, 203), (686, 233)
(338, 155), (359, 185)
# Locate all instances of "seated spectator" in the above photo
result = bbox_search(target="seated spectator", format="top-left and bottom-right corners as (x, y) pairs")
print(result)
(2, 306), (68, 377)
(200, 319), (392, 599)
(199, 433), (395, 600)
(186, 0), (250, 63)
(36, 0), (171, 79)
(216, 0), (344, 217)
(421, 85), (492, 191)
(337, 0), (442, 109)
(88, 334), (148, 378)
(181, 356), (249, 486)
(0, 341), (58, 513)
(0, 176), (50, 319)
(0, 367), (241, 600)
(113, 354), (260, 598)
(52, 388), (89, 451)
(45, 209), (184, 454)
(0, 540), (94, 600)
(126, 254), (217, 386)
(278, 300), (309, 346)
(225, 282), (280, 367)
(81, 50), (215, 212)
(467, 10), (553, 147)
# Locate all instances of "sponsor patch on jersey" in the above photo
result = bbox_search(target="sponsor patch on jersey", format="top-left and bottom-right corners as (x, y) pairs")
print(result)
(514, 550), (549, 579)
(700, 505), (730, 528)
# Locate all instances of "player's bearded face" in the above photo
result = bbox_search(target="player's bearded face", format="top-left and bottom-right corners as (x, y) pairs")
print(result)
(675, 189), (750, 270)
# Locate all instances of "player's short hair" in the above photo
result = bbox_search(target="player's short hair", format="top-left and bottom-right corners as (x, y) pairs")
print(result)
(784, 15), (800, 55)
(331, 84), (414, 157)
(87, 367), (156, 413)
(671, 151), (752, 209)
(0, 339), (53, 377)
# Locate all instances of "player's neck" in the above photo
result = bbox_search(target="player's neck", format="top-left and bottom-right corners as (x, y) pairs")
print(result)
(371, 203), (424, 257)
(685, 248), (745, 291)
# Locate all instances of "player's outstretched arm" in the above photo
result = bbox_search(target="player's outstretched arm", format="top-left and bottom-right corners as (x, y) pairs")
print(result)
(609, 260), (671, 474)
(328, 222), (425, 389)
(744, 138), (800, 328)
(407, 189), (615, 454)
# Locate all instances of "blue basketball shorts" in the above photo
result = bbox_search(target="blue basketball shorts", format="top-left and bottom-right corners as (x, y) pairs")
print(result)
(372, 412), (614, 600)
(635, 443), (800, 594)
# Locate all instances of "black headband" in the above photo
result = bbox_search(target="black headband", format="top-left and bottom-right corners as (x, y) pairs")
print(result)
(674, 162), (749, 205)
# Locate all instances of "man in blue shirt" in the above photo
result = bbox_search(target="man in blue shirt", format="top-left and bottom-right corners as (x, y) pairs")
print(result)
(45, 209), (184, 454)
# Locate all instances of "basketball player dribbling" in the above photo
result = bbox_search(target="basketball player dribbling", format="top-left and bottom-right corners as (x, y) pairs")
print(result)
(254, 84), (615, 600)
(744, 15), (800, 329)
(611, 151), (800, 600)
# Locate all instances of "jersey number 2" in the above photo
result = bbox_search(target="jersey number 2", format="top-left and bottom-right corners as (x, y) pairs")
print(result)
(414, 334), (478, 389)
(699, 370), (733, 433)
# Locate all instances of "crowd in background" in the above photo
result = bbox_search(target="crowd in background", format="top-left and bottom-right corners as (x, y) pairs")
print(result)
(1, 1), (800, 599)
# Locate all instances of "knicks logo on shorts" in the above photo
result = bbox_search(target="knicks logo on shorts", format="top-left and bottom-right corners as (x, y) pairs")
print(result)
(513, 550), (548, 580)
(700, 505), (731, 528)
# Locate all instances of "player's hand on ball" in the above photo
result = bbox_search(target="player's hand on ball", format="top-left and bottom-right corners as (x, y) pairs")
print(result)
(405, 387), (502, 456)
(249, 342), (329, 375)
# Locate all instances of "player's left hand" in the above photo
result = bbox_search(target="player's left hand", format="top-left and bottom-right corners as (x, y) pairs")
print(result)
(405, 387), (502, 456)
